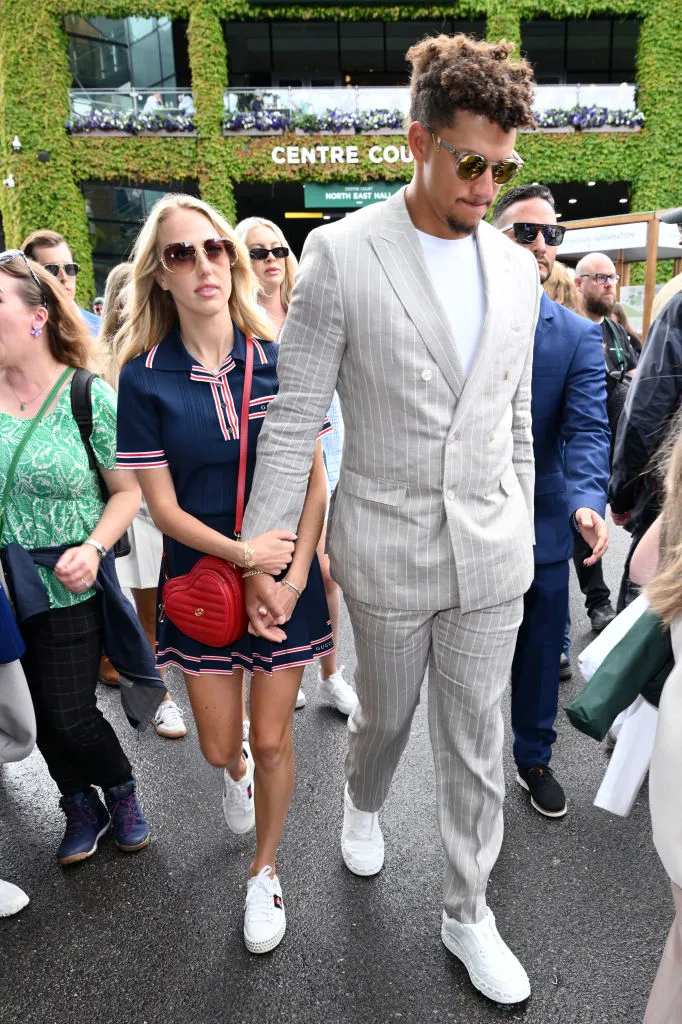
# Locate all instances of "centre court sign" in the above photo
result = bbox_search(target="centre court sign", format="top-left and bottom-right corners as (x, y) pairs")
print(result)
(271, 143), (414, 166)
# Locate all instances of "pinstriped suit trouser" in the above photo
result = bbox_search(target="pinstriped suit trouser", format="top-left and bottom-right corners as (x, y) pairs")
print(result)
(344, 594), (523, 925)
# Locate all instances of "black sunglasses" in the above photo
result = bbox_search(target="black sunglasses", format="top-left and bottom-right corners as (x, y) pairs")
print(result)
(421, 124), (524, 185)
(249, 246), (289, 261)
(161, 238), (238, 274)
(42, 262), (80, 278)
(0, 249), (49, 307)
(504, 222), (566, 247)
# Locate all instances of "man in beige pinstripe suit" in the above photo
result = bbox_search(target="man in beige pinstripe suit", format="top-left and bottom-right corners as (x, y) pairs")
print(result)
(242, 35), (541, 1004)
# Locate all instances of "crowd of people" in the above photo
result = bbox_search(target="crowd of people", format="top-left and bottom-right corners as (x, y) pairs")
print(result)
(1, 29), (681, 1020)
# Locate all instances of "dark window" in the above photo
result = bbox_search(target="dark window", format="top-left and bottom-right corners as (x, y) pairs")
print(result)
(385, 21), (450, 74)
(224, 22), (271, 75)
(521, 17), (640, 83)
(271, 21), (338, 74)
(340, 22), (385, 73)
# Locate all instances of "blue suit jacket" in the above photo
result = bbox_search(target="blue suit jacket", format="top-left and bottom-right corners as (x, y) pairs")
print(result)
(531, 291), (610, 565)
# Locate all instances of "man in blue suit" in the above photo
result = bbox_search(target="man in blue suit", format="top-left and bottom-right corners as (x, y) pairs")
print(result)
(492, 184), (611, 818)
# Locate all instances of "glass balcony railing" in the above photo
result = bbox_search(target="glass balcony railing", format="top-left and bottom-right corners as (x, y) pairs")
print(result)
(68, 82), (638, 132)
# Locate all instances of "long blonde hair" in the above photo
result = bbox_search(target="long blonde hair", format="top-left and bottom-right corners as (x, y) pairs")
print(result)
(117, 194), (272, 367)
(235, 216), (298, 311)
(647, 417), (682, 625)
(98, 262), (133, 388)
(544, 261), (581, 314)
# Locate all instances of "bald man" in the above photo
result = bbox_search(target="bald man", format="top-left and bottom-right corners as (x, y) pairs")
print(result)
(574, 253), (638, 381)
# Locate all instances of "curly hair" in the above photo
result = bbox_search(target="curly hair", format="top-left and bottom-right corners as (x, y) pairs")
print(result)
(406, 34), (536, 133)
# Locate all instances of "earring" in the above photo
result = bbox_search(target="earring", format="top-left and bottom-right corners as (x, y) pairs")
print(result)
(30, 325), (42, 337)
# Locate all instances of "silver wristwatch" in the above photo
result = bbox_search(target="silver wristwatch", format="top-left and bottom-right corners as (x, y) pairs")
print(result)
(84, 538), (107, 560)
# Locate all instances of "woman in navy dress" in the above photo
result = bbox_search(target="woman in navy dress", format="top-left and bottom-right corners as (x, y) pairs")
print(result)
(115, 194), (333, 954)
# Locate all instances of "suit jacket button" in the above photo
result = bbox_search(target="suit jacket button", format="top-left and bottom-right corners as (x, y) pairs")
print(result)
(505, 369), (511, 380)
(484, 488), (491, 497)
(446, 490), (455, 501)
(489, 431), (495, 442)
(421, 369), (432, 381)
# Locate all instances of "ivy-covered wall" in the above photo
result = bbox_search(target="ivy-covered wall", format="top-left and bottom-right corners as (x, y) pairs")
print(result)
(0, 0), (680, 301)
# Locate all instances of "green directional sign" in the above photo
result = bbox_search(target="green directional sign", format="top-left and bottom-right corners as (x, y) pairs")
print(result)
(304, 182), (405, 208)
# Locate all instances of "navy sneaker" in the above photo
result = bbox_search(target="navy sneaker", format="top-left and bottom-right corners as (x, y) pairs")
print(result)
(104, 781), (150, 853)
(57, 789), (110, 866)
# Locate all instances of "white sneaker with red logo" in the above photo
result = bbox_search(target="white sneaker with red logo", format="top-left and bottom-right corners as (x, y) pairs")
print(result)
(244, 866), (286, 954)
(222, 748), (255, 834)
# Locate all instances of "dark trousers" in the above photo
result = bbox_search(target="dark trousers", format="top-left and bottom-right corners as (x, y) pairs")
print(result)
(573, 534), (610, 614)
(20, 596), (132, 797)
(511, 560), (569, 769)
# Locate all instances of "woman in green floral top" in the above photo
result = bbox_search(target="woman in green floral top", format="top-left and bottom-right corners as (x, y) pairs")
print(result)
(0, 251), (150, 866)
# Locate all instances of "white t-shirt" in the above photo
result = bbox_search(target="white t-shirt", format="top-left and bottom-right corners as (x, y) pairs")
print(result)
(415, 229), (486, 376)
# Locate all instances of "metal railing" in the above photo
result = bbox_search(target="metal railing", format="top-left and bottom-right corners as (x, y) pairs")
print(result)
(69, 87), (194, 117)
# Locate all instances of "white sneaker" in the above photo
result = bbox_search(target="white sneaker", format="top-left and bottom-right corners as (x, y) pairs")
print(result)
(222, 750), (255, 834)
(341, 782), (384, 876)
(244, 866), (286, 954)
(0, 879), (29, 917)
(317, 666), (358, 716)
(153, 699), (187, 738)
(242, 719), (250, 743)
(295, 688), (306, 709)
(441, 907), (531, 1005)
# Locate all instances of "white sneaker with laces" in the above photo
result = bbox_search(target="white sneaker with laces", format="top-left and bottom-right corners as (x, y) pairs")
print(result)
(244, 865), (286, 954)
(317, 665), (359, 716)
(341, 782), (384, 876)
(222, 749), (255, 834)
(295, 688), (306, 709)
(153, 699), (187, 738)
(441, 907), (531, 1005)
(0, 878), (29, 917)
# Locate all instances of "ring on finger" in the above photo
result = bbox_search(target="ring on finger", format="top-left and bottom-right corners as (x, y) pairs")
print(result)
(80, 576), (89, 588)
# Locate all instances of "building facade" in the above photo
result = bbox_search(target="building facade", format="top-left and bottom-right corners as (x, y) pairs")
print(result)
(0, 1), (679, 301)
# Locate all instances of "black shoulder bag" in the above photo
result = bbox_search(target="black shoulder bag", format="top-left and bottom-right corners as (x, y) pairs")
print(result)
(70, 368), (132, 558)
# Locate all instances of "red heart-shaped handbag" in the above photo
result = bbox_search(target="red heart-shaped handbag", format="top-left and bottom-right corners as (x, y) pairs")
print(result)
(162, 556), (248, 648)
(160, 337), (255, 650)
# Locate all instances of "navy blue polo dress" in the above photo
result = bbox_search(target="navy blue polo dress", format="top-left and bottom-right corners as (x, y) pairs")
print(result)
(116, 323), (333, 676)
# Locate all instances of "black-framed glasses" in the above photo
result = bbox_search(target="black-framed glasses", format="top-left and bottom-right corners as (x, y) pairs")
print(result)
(160, 238), (238, 274)
(576, 272), (620, 286)
(249, 246), (289, 261)
(41, 262), (80, 278)
(0, 248), (49, 307)
(503, 222), (566, 246)
(421, 124), (524, 184)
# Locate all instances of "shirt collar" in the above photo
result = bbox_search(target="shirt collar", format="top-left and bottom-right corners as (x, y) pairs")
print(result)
(150, 321), (247, 375)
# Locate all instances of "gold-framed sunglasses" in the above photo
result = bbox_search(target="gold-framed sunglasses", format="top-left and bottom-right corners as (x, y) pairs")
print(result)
(160, 237), (238, 275)
(421, 124), (524, 185)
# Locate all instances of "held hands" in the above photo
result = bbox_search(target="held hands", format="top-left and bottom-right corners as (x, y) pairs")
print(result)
(245, 530), (296, 575)
(244, 575), (301, 642)
(576, 508), (609, 566)
(54, 544), (101, 594)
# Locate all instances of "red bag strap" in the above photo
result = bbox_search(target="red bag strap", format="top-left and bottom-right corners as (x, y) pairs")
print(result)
(234, 336), (254, 538)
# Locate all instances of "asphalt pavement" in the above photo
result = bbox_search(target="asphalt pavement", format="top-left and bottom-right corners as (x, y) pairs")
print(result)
(0, 520), (670, 1024)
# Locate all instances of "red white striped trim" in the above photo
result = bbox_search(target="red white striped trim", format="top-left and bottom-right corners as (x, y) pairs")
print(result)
(209, 382), (232, 441)
(145, 344), (159, 369)
(115, 460), (169, 470)
(252, 338), (267, 364)
(220, 377), (239, 437)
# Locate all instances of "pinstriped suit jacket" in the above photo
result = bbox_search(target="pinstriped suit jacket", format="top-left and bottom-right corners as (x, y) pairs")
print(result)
(241, 188), (541, 613)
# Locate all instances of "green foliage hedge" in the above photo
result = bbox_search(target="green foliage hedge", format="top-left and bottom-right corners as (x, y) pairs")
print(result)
(0, 0), (680, 301)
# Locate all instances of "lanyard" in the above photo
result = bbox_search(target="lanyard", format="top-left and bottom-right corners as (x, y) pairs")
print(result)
(604, 318), (625, 369)
(0, 367), (74, 535)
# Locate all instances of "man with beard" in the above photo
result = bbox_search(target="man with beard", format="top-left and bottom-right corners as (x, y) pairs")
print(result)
(493, 185), (610, 817)
(242, 34), (540, 1004)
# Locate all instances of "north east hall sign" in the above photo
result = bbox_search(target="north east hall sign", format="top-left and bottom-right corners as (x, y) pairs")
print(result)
(271, 143), (414, 166)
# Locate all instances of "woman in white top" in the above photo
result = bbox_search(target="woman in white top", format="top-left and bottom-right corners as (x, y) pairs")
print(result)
(630, 431), (682, 1023)
(235, 217), (357, 717)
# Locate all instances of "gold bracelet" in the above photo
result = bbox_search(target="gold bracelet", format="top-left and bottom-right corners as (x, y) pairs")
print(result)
(281, 579), (303, 599)
(242, 569), (265, 578)
(243, 540), (256, 569)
